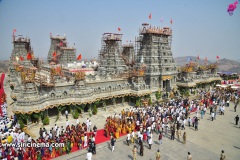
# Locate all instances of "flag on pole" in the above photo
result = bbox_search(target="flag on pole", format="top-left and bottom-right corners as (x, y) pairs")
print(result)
(216, 56), (220, 59)
(50, 32), (52, 37)
(52, 52), (57, 57)
(148, 13), (152, 19)
(118, 27), (121, 31)
(27, 52), (32, 60)
(20, 56), (24, 61)
(77, 54), (82, 60)
(13, 28), (16, 35)
(170, 19), (173, 24)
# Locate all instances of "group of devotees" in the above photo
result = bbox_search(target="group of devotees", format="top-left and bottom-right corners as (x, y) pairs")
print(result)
(105, 87), (238, 160)
(0, 86), (238, 160)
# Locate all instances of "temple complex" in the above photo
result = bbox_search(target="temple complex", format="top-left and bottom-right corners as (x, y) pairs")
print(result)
(7, 23), (221, 118)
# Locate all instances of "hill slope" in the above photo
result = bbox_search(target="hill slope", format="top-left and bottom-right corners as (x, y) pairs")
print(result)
(174, 57), (240, 73)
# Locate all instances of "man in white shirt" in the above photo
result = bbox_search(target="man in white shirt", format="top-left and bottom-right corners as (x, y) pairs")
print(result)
(66, 120), (69, 127)
(86, 150), (92, 160)
(54, 124), (58, 131)
(76, 118), (79, 125)
(88, 120), (92, 131)
(65, 110), (68, 120)
(211, 112), (215, 121)
(127, 132), (131, 146)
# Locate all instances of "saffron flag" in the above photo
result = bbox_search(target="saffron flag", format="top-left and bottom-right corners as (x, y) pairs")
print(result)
(13, 28), (16, 35)
(118, 27), (121, 31)
(52, 52), (57, 57)
(149, 13), (152, 19)
(27, 52), (32, 60)
(170, 19), (173, 24)
(77, 54), (82, 60)
(216, 56), (220, 59)
(20, 56), (24, 61)
(197, 55), (200, 60)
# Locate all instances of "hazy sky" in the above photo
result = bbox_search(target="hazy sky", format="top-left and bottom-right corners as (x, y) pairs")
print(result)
(0, 0), (239, 61)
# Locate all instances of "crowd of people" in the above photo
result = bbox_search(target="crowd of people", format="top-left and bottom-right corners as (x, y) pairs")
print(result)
(0, 106), (98, 160)
(0, 85), (239, 159)
(105, 87), (239, 159)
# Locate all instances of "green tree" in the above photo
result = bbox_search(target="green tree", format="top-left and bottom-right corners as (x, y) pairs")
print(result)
(92, 104), (98, 115)
(43, 116), (50, 125)
(16, 113), (30, 125)
(148, 98), (152, 105)
(155, 91), (161, 100)
(135, 99), (140, 107)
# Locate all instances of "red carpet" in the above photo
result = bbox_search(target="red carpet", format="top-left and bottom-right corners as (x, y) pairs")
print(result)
(49, 129), (126, 159)
(95, 129), (110, 144)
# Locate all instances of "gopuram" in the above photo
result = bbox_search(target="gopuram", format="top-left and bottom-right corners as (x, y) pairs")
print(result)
(8, 23), (180, 118)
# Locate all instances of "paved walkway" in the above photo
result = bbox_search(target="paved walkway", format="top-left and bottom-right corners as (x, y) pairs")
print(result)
(53, 103), (240, 160)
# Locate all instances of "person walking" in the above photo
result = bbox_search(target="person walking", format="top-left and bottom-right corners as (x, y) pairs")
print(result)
(132, 146), (137, 160)
(170, 128), (175, 140)
(65, 110), (68, 120)
(86, 149), (92, 160)
(183, 132), (187, 144)
(127, 132), (131, 146)
(220, 150), (226, 160)
(234, 115), (239, 125)
(139, 141), (144, 156)
(148, 136), (153, 149)
(234, 104), (238, 112)
(158, 132), (163, 145)
(176, 129), (181, 140)
(188, 117), (191, 127)
(111, 137), (116, 152)
(156, 149), (161, 160)
(195, 118), (199, 131)
(187, 152), (192, 160)
(211, 112), (215, 121)
(200, 109), (204, 119)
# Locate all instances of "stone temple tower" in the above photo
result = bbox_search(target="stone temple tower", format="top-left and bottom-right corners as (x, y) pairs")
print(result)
(135, 23), (178, 92)
(10, 36), (34, 68)
(98, 33), (127, 74)
(47, 34), (76, 64)
(122, 43), (135, 66)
